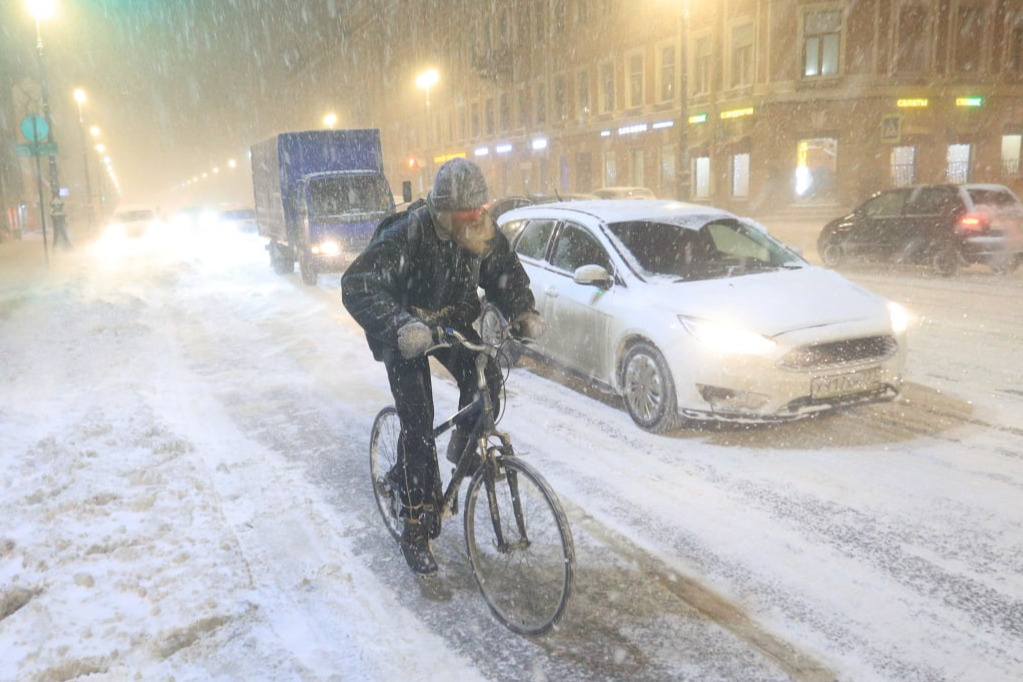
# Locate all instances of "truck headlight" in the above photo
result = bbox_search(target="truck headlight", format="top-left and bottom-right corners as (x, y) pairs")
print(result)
(313, 240), (341, 257)
(679, 316), (775, 355)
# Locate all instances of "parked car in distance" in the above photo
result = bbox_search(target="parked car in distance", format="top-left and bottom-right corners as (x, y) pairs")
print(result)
(592, 186), (656, 200)
(496, 199), (908, 432)
(107, 204), (162, 238)
(817, 183), (1023, 276)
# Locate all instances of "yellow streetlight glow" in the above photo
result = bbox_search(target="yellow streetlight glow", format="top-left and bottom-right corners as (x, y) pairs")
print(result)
(95, 143), (105, 153)
(227, 159), (237, 169)
(73, 88), (86, 104)
(25, 0), (56, 21)
(323, 112), (338, 128)
(90, 125), (100, 137)
(415, 68), (439, 91)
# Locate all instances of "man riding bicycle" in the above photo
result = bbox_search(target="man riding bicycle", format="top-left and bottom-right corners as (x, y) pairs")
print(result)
(342, 158), (543, 575)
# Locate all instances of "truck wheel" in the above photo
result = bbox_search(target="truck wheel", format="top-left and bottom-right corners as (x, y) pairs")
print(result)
(270, 244), (294, 274)
(299, 253), (318, 285)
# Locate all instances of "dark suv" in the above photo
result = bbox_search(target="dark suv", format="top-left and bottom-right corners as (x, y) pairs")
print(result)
(818, 184), (1023, 276)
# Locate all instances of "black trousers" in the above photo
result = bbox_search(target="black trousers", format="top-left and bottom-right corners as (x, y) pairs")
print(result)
(383, 339), (502, 518)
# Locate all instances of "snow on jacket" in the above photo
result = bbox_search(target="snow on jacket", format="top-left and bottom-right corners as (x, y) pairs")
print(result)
(341, 203), (537, 361)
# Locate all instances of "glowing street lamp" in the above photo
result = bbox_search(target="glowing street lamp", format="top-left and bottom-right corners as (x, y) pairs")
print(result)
(323, 112), (338, 129)
(416, 68), (439, 149)
(25, 0), (72, 250)
(73, 88), (94, 229)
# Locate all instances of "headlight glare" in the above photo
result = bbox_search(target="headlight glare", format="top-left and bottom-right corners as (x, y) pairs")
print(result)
(679, 316), (775, 355)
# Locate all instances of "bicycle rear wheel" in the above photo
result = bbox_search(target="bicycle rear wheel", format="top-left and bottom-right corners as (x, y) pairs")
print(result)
(369, 406), (402, 542)
(464, 456), (574, 635)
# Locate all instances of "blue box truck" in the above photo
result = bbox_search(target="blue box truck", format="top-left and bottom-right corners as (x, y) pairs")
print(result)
(251, 129), (397, 285)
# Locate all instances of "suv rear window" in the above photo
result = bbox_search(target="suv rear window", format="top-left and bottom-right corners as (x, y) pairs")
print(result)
(966, 188), (1019, 208)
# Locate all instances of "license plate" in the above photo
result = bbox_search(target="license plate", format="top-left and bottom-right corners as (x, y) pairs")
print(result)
(811, 367), (883, 399)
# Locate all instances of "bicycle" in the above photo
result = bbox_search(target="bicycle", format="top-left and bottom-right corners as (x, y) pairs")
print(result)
(369, 327), (575, 635)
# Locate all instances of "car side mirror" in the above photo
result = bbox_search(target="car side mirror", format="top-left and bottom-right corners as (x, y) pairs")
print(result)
(573, 264), (613, 289)
(402, 181), (413, 204)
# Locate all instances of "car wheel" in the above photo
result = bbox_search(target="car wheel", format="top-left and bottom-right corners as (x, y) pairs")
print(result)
(620, 342), (677, 433)
(930, 245), (960, 277)
(991, 253), (1022, 275)
(819, 239), (844, 267)
(299, 252), (318, 285)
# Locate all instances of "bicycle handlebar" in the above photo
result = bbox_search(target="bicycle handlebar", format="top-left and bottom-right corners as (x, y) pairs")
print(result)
(424, 325), (533, 358)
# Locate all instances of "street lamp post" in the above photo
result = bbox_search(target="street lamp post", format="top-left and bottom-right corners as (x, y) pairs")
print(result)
(26, 0), (71, 248)
(74, 88), (94, 230)
(416, 68), (439, 149)
(678, 0), (691, 200)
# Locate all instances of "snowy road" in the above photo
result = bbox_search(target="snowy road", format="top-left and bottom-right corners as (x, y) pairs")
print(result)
(1, 227), (1021, 681)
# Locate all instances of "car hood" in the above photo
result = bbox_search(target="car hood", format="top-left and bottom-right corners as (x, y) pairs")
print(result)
(662, 266), (890, 337)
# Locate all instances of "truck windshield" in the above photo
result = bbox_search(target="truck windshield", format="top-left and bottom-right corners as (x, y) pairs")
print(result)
(309, 176), (392, 218)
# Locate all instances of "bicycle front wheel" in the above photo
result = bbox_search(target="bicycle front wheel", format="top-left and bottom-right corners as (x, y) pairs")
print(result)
(464, 456), (574, 635)
(369, 406), (402, 542)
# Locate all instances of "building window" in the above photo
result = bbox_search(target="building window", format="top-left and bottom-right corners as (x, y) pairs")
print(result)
(627, 50), (644, 108)
(456, 101), (466, 140)
(732, 152), (750, 197)
(891, 146), (916, 187)
(553, 0), (565, 32)
(946, 144), (971, 183)
(660, 144), (676, 196)
(471, 102), (480, 138)
(534, 0), (546, 42)
(657, 44), (676, 102)
(795, 138), (838, 199)
(536, 82), (547, 125)
(603, 151), (617, 186)
(485, 99), (495, 135)
(1002, 134), (1021, 175)
(693, 156), (711, 198)
(694, 35), (711, 95)
(577, 70), (591, 120)
(499, 93), (510, 132)
(732, 23), (754, 87)
(1010, 20), (1023, 79)
(894, 4), (928, 74)
(630, 148), (645, 186)
(554, 75), (567, 122)
(575, 1), (590, 26)
(804, 10), (841, 77)
(518, 88), (529, 129)
(599, 61), (615, 113)
(955, 5), (985, 73)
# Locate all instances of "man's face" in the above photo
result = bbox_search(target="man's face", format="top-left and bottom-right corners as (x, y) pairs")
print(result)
(441, 206), (495, 254)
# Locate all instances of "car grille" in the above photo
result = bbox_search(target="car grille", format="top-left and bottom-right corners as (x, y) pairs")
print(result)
(779, 335), (898, 370)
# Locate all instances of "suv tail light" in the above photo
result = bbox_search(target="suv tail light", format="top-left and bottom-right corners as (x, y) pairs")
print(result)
(957, 213), (988, 234)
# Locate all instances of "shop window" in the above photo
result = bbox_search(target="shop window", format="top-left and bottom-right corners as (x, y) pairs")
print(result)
(732, 153), (750, 198)
(804, 10), (841, 77)
(1002, 135), (1021, 175)
(795, 138), (838, 199)
(946, 144), (971, 183)
(630, 148), (645, 187)
(693, 156), (711, 198)
(891, 146), (917, 187)
(660, 144), (676, 195)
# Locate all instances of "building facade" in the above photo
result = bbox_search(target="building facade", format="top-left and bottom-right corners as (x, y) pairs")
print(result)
(337, 0), (1023, 218)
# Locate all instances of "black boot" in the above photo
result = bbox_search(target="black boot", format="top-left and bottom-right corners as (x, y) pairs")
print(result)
(399, 518), (438, 576)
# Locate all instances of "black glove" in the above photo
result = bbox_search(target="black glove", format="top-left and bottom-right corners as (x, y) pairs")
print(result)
(510, 312), (545, 341)
(396, 320), (434, 359)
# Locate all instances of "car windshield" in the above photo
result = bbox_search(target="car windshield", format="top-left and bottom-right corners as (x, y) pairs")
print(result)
(308, 175), (393, 218)
(606, 218), (803, 282)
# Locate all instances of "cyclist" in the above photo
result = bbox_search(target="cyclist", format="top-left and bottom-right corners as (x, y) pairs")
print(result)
(342, 158), (544, 575)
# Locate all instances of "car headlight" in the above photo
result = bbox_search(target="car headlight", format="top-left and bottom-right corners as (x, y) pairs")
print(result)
(679, 316), (776, 355)
(887, 301), (909, 335)
(313, 240), (341, 256)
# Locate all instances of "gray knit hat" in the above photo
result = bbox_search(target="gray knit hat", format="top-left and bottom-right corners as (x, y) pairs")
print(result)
(427, 158), (488, 211)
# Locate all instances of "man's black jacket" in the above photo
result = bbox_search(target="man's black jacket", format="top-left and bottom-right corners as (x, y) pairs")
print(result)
(341, 204), (537, 361)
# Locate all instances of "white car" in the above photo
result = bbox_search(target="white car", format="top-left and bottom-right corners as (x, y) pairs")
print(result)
(107, 204), (161, 238)
(591, 186), (657, 200)
(497, 200), (908, 432)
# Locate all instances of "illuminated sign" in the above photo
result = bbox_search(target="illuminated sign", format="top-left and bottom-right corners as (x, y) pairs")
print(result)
(652, 120), (674, 130)
(896, 98), (929, 108)
(688, 113), (708, 124)
(720, 107), (754, 120)
(956, 97), (983, 107)
(618, 123), (648, 135)
(433, 152), (466, 163)
(531, 138), (548, 150)
(474, 147), (489, 156)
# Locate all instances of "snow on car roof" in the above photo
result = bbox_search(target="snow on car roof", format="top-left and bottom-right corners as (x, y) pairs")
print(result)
(498, 198), (738, 228)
